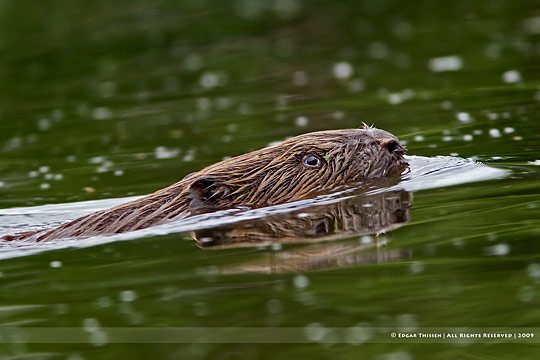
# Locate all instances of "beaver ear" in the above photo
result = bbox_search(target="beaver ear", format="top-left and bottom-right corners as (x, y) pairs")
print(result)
(188, 177), (227, 213)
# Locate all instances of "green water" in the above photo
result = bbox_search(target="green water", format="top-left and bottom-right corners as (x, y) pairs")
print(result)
(1, 0), (540, 359)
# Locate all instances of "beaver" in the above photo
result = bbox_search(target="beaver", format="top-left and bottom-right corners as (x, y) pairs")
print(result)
(1, 126), (407, 242)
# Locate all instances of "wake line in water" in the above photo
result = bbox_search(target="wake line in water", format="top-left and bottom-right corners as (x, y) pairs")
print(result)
(0, 156), (508, 259)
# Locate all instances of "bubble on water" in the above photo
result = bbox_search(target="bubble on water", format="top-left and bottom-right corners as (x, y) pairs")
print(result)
(527, 263), (540, 279)
(96, 296), (112, 308)
(332, 111), (345, 120)
(40, 183), (50, 190)
(0, 181), (4, 188)
(463, 134), (473, 141)
(182, 149), (196, 162)
(409, 261), (424, 274)
(50, 260), (62, 268)
(266, 299), (283, 314)
(295, 116), (309, 127)
(82, 318), (101, 333)
(348, 78), (365, 92)
(39, 166), (50, 173)
(89, 330), (108, 347)
(360, 235), (373, 245)
(304, 322), (326, 342)
(486, 112), (499, 120)
(293, 274), (309, 289)
(368, 41), (389, 59)
(518, 286), (535, 303)
(184, 53), (202, 71)
(66, 155), (77, 163)
(387, 93), (403, 105)
(484, 243), (510, 256)
(332, 61), (353, 80)
(528, 160), (540, 166)
(450, 152), (459, 157)
(428, 55), (463, 72)
(37, 118), (51, 131)
(442, 136), (453, 142)
(346, 323), (373, 344)
(502, 70), (522, 84)
(292, 70), (308, 86)
(82, 187), (96, 193)
(488, 128), (501, 138)
(503, 127), (515, 134)
(523, 16), (540, 34)
(154, 146), (180, 160)
(119, 290), (137, 303)
(473, 129), (483, 135)
(199, 71), (224, 89)
(114, 170), (124, 176)
(92, 107), (112, 120)
(413, 135), (424, 142)
(456, 112), (472, 123)
(440, 101), (453, 110)
(44, 173), (54, 180)
(28, 170), (38, 178)
(54, 174), (63, 181)
(513, 136), (523, 141)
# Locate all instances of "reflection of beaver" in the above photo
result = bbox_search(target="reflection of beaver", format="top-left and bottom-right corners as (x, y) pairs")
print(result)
(3, 127), (407, 241)
(194, 187), (412, 248)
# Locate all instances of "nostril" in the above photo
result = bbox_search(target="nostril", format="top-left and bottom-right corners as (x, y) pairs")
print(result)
(385, 140), (400, 154)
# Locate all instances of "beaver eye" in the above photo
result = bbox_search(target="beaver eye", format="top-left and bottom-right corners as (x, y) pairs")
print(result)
(302, 155), (322, 168)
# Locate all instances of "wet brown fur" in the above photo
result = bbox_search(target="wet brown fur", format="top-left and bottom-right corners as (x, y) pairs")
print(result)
(2, 127), (407, 242)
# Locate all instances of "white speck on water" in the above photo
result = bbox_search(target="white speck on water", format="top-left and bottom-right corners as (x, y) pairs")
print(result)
(428, 55), (463, 72)
(29, 170), (39, 177)
(527, 263), (540, 279)
(44, 173), (54, 180)
(292, 70), (308, 86)
(271, 243), (282, 251)
(473, 129), (483, 135)
(463, 134), (473, 141)
(91, 107), (112, 120)
(387, 93), (403, 105)
(119, 290), (137, 303)
(0, 181), (4, 188)
(114, 170), (124, 176)
(304, 322), (326, 342)
(53, 174), (63, 181)
(39, 166), (50, 173)
(442, 136), (453, 142)
(40, 183), (50, 190)
(83, 318), (101, 333)
(440, 100), (453, 110)
(332, 61), (353, 80)
(491, 156), (503, 160)
(332, 111), (345, 120)
(523, 16), (540, 34)
(503, 127), (515, 134)
(182, 149), (196, 162)
(348, 78), (365, 92)
(485, 243), (510, 256)
(293, 274), (309, 289)
(295, 116), (309, 127)
(528, 160), (540, 166)
(367, 41), (389, 59)
(346, 323), (373, 344)
(89, 156), (105, 164)
(266, 299), (283, 314)
(37, 118), (51, 131)
(154, 146), (180, 160)
(360, 235), (373, 245)
(96, 296), (112, 308)
(89, 330), (108, 347)
(456, 112), (472, 123)
(66, 155), (77, 163)
(199, 71), (222, 89)
(502, 70), (522, 84)
(450, 152), (459, 157)
(486, 112), (499, 120)
(513, 136), (523, 141)
(409, 261), (424, 274)
(489, 128), (501, 138)
(184, 53), (202, 72)
(50, 260), (62, 268)
(413, 135), (424, 142)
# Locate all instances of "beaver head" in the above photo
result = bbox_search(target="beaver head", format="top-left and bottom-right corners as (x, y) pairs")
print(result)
(188, 127), (407, 213)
